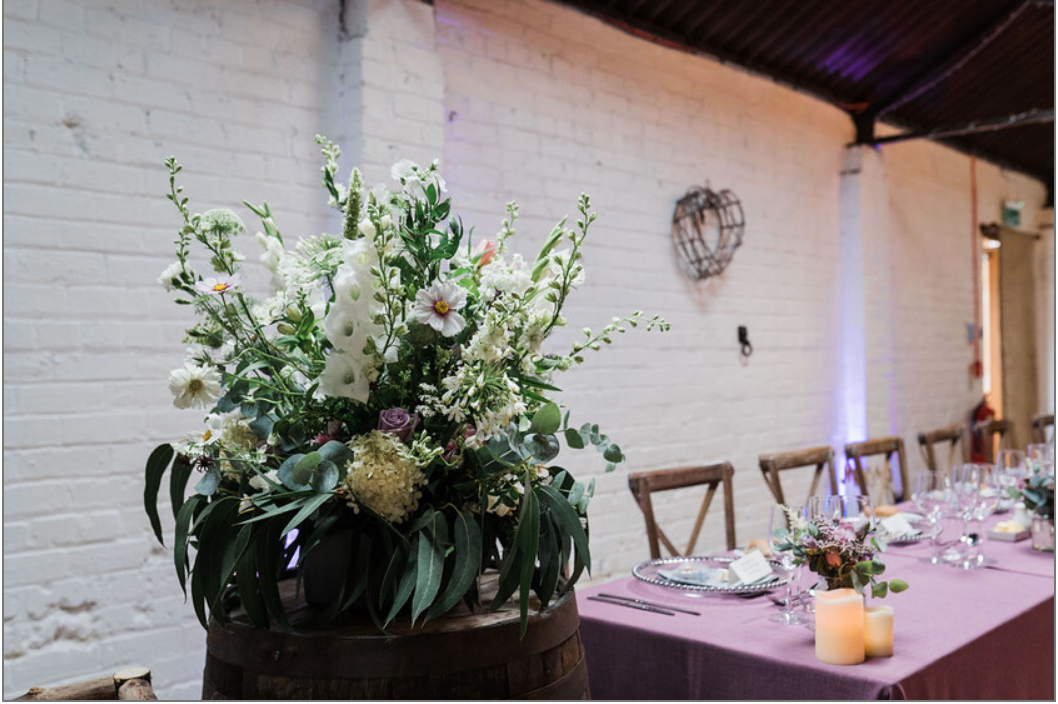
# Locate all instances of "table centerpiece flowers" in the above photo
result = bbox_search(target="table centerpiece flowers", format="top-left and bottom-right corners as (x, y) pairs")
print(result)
(143, 137), (667, 634)
(774, 504), (909, 595)
(1014, 471), (1055, 551)
(775, 504), (908, 663)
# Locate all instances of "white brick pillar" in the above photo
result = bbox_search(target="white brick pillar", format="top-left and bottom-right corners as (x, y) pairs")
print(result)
(331, 0), (446, 187)
(838, 146), (896, 465)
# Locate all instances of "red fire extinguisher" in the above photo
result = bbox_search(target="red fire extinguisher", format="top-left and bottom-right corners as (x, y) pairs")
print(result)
(970, 398), (995, 462)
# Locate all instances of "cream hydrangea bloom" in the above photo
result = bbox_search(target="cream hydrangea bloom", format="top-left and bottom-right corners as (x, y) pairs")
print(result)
(343, 431), (426, 523)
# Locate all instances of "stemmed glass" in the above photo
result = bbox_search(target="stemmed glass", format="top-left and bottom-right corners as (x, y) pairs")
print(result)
(1027, 444), (1054, 474)
(951, 465), (987, 568)
(768, 504), (806, 626)
(995, 450), (1027, 509)
(912, 472), (954, 564)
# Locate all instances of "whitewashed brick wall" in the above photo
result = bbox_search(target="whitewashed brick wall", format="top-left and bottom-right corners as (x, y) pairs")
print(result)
(3, 0), (1050, 698)
(3, 0), (343, 698)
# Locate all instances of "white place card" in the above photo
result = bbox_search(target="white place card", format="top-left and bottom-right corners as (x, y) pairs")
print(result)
(880, 514), (916, 537)
(728, 550), (774, 585)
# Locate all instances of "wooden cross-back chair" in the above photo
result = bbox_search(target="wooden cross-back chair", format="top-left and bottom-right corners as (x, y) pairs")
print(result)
(974, 418), (1013, 463)
(917, 424), (967, 475)
(844, 437), (910, 503)
(1032, 414), (1054, 444)
(758, 446), (837, 506)
(627, 463), (736, 559)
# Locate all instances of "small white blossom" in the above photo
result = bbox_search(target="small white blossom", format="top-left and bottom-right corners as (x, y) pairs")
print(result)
(158, 261), (183, 292)
(168, 363), (222, 410)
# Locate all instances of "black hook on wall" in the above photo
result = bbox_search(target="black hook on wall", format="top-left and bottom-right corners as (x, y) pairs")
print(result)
(738, 326), (753, 358)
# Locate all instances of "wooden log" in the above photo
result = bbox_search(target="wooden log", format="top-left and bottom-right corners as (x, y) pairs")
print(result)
(202, 576), (589, 700)
(14, 678), (116, 701)
(15, 667), (154, 701)
(115, 669), (156, 701)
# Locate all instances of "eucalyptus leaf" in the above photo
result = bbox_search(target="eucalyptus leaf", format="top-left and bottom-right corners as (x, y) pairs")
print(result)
(194, 468), (221, 496)
(564, 428), (586, 449)
(530, 403), (562, 436)
(278, 453), (310, 490)
(525, 433), (560, 463)
(311, 460), (339, 493)
(411, 515), (445, 624)
(427, 511), (482, 619)
(293, 452), (322, 485)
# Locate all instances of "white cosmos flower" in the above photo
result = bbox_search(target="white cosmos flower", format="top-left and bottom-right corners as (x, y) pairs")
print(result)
(168, 363), (222, 410)
(413, 281), (467, 337)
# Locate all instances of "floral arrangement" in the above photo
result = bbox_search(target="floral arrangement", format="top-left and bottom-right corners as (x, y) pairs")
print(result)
(774, 506), (908, 597)
(143, 137), (667, 634)
(1014, 472), (1055, 519)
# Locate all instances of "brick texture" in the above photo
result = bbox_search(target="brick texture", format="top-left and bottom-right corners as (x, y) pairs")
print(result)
(3, 0), (1049, 697)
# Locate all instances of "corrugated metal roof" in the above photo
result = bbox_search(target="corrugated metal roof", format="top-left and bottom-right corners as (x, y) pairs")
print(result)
(559, 0), (1053, 190)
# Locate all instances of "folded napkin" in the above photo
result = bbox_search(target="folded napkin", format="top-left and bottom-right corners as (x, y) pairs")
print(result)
(658, 564), (779, 589)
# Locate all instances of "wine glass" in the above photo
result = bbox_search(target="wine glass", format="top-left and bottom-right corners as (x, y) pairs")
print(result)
(768, 504), (806, 626)
(912, 472), (953, 564)
(995, 450), (1027, 509)
(951, 465), (986, 568)
(1028, 444), (1055, 474)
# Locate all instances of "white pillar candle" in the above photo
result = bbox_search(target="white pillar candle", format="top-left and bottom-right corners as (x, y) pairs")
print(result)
(814, 588), (865, 665)
(864, 605), (894, 657)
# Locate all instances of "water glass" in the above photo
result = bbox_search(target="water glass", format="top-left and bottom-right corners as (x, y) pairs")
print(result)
(1027, 444), (1054, 474)
(913, 472), (955, 564)
(768, 504), (806, 626)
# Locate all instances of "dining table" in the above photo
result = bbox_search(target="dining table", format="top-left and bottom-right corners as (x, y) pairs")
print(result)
(575, 509), (1055, 700)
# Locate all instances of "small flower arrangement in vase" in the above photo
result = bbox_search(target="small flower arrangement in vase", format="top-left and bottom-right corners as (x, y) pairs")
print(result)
(774, 504), (908, 665)
(775, 505), (908, 595)
(143, 137), (668, 634)
(1014, 472), (1055, 551)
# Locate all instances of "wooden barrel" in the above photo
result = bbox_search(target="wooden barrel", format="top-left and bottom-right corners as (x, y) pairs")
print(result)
(201, 580), (589, 700)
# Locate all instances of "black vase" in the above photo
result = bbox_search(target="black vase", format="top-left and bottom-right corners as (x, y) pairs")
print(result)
(302, 529), (369, 608)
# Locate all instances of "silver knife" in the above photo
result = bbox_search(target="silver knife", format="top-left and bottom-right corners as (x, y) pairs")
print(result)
(587, 595), (675, 615)
(597, 593), (701, 616)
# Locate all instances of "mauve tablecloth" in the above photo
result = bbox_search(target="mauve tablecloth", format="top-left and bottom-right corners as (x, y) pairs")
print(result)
(577, 513), (1055, 700)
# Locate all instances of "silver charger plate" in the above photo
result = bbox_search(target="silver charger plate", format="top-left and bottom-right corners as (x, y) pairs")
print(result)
(632, 555), (789, 595)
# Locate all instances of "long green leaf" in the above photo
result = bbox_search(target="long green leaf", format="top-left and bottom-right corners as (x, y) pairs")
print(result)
(208, 523), (253, 620)
(144, 444), (174, 545)
(236, 536), (267, 627)
(411, 513), (446, 624)
(536, 513), (561, 608)
(169, 454), (194, 518)
(517, 488), (541, 635)
(173, 494), (203, 595)
(281, 492), (334, 537)
(385, 546), (418, 626)
(427, 511), (482, 619)
(538, 485), (591, 573)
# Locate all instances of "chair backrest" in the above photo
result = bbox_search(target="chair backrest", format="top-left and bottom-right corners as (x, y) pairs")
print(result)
(1032, 414), (1054, 444)
(916, 424), (967, 474)
(844, 437), (910, 503)
(973, 418), (1013, 463)
(627, 463), (736, 559)
(758, 446), (836, 506)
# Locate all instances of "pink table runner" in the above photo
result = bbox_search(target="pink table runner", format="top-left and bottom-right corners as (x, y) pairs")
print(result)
(577, 514), (1055, 699)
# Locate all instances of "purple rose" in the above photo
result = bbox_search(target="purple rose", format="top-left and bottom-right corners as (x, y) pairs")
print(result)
(378, 408), (419, 443)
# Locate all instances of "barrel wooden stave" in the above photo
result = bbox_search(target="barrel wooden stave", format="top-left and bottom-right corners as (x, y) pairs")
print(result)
(202, 584), (588, 700)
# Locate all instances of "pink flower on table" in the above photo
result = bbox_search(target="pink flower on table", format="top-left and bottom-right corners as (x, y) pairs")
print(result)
(196, 273), (241, 296)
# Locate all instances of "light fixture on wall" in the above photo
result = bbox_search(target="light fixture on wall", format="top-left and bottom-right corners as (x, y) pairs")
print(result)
(671, 186), (744, 280)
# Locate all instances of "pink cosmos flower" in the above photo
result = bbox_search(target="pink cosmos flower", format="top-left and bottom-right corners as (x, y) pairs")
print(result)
(196, 273), (241, 296)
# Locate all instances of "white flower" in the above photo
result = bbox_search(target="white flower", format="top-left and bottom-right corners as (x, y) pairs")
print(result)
(358, 219), (376, 238)
(390, 159), (419, 183)
(318, 350), (371, 403)
(255, 232), (285, 273)
(343, 430), (426, 523)
(249, 469), (280, 493)
(158, 261), (183, 292)
(413, 281), (467, 337)
(168, 363), (222, 410)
